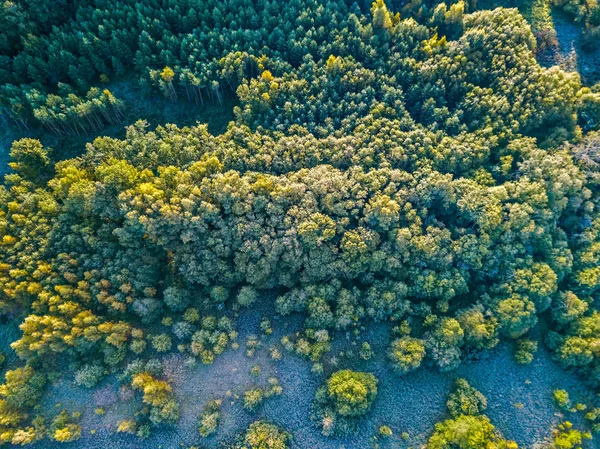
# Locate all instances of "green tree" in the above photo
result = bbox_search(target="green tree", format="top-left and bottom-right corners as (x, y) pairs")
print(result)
(243, 421), (289, 449)
(389, 337), (426, 374)
(326, 370), (378, 417)
(446, 379), (487, 418)
(8, 138), (52, 184)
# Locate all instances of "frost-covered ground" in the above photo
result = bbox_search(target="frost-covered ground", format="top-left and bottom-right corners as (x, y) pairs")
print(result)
(0, 318), (20, 377)
(13, 300), (594, 449)
(550, 11), (600, 86)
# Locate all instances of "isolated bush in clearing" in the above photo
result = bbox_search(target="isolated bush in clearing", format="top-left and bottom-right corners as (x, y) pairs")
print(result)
(426, 414), (517, 449)
(553, 389), (572, 410)
(327, 370), (378, 417)
(389, 337), (426, 374)
(116, 419), (137, 434)
(312, 369), (379, 437)
(198, 399), (221, 437)
(446, 379), (487, 418)
(515, 339), (538, 365)
(243, 378), (283, 410)
(131, 372), (179, 426)
(359, 342), (374, 360)
(379, 425), (393, 437)
(241, 421), (289, 449)
(190, 316), (235, 364)
(244, 388), (265, 410)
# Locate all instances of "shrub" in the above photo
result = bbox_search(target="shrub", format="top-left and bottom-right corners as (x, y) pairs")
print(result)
(190, 316), (234, 364)
(266, 377), (283, 397)
(326, 370), (378, 417)
(131, 372), (179, 425)
(260, 318), (273, 335)
(554, 389), (571, 410)
(515, 339), (538, 365)
(584, 407), (600, 432)
(243, 421), (289, 449)
(550, 421), (592, 449)
(199, 399), (221, 437)
(117, 419), (137, 434)
(359, 342), (374, 360)
(74, 364), (104, 388)
(446, 379), (487, 418)
(244, 388), (265, 410)
(379, 425), (393, 437)
(137, 424), (151, 439)
(53, 425), (81, 443)
(427, 414), (514, 449)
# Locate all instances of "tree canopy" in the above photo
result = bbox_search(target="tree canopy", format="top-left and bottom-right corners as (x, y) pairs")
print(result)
(0, 0), (600, 445)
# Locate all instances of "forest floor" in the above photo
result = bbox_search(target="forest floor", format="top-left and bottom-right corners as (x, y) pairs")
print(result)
(549, 11), (600, 86)
(12, 298), (594, 449)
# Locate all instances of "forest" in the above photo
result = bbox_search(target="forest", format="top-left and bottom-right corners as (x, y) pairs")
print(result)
(1, 0), (600, 448)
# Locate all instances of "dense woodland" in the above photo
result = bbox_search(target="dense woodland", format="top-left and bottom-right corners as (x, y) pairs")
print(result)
(1, 0), (600, 447)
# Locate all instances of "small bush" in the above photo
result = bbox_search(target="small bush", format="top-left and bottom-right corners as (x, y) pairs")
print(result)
(244, 388), (265, 410)
(243, 421), (289, 449)
(379, 425), (392, 437)
(515, 339), (538, 365)
(389, 337), (426, 374)
(327, 370), (378, 417)
(359, 342), (374, 360)
(75, 364), (104, 388)
(554, 389), (571, 410)
(199, 399), (222, 437)
(446, 378), (487, 418)
(117, 419), (137, 434)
